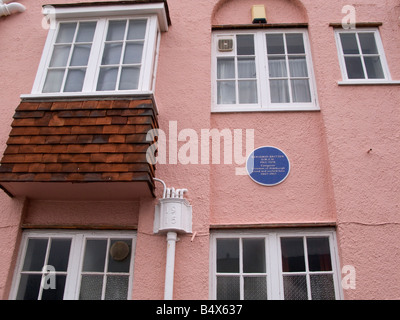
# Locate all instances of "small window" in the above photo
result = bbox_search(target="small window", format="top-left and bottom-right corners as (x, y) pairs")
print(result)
(212, 29), (319, 112)
(335, 28), (391, 82)
(10, 230), (136, 300)
(211, 229), (342, 300)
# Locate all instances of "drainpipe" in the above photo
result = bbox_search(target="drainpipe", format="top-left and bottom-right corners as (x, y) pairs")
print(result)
(153, 178), (192, 300)
(0, 0), (26, 17)
(164, 231), (177, 300)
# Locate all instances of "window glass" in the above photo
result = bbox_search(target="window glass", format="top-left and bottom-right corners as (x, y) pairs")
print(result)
(217, 239), (239, 273)
(236, 35), (254, 55)
(338, 30), (386, 80)
(307, 237), (332, 271)
(243, 238), (265, 273)
(17, 237), (72, 300)
(97, 19), (146, 91)
(281, 237), (305, 272)
(44, 22), (96, 93)
(266, 32), (311, 104)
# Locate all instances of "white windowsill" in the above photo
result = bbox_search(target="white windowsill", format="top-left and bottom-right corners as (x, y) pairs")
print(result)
(338, 80), (400, 86)
(20, 91), (154, 100)
(211, 105), (320, 113)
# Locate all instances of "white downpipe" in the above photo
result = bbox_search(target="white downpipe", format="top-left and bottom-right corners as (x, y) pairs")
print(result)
(153, 178), (192, 300)
(164, 231), (177, 300)
(0, 1), (26, 17)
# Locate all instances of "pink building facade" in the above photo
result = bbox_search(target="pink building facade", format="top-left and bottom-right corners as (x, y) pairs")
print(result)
(0, 0), (399, 300)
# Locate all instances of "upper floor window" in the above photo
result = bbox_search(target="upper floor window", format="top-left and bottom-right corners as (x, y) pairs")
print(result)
(30, 3), (169, 97)
(334, 28), (392, 83)
(212, 29), (319, 112)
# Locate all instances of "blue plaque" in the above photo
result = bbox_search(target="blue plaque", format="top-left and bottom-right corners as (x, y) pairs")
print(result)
(246, 146), (290, 186)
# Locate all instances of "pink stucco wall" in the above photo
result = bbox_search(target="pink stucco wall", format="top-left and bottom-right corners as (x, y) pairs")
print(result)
(0, 0), (399, 300)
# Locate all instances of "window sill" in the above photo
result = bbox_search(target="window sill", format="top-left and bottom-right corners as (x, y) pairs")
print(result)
(211, 105), (320, 113)
(20, 91), (154, 101)
(338, 80), (400, 86)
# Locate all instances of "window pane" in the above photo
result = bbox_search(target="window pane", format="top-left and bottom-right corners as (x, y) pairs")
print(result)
(76, 22), (97, 43)
(56, 23), (77, 43)
(82, 239), (107, 272)
(283, 275), (308, 300)
(217, 239), (239, 273)
(243, 238), (265, 273)
(238, 80), (257, 104)
(22, 238), (48, 271)
(123, 42), (144, 64)
(281, 237), (305, 272)
(47, 238), (71, 272)
(70, 45), (92, 66)
(16, 274), (42, 300)
(127, 19), (147, 40)
(108, 239), (132, 273)
(217, 81), (236, 104)
(106, 20), (127, 41)
(50, 45), (71, 67)
(266, 34), (285, 54)
(358, 33), (378, 54)
(119, 67), (140, 90)
(105, 275), (129, 300)
(43, 69), (65, 93)
(41, 275), (67, 300)
(79, 275), (103, 300)
(217, 58), (235, 79)
(217, 276), (240, 300)
(340, 33), (359, 54)
(97, 67), (118, 91)
(307, 237), (332, 271)
(102, 43), (123, 65)
(291, 79), (311, 103)
(64, 69), (86, 92)
(236, 35), (254, 55)
(238, 58), (256, 78)
(288, 56), (308, 77)
(270, 79), (289, 103)
(344, 56), (365, 79)
(268, 56), (287, 78)
(244, 276), (268, 300)
(310, 274), (335, 300)
(364, 56), (384, 79)
(286, 33), (305, 54)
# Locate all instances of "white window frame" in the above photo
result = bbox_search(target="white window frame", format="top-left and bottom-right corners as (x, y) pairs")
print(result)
(211, 29), (319, 112)
(24, 3), (167, 99)
(9, 230), (137, 300)
(209, 228), (343, 300)
(334, 28), (399, 85)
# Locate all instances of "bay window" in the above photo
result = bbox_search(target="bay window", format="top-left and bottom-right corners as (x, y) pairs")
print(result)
(28, 3), (169, 97)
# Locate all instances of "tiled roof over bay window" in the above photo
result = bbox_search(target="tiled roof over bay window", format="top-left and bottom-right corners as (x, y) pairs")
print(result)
(0, 98), (158, 200)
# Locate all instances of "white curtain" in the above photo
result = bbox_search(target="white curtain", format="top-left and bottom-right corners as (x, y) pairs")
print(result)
(268, 55), (311, 103)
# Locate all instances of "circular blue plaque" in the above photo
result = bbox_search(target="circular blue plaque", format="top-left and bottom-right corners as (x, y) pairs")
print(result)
(246, 146), (290, 186)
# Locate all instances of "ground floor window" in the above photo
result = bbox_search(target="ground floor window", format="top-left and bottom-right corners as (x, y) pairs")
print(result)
(10, 230), (136, 300)
(210, 228), (342, 300)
